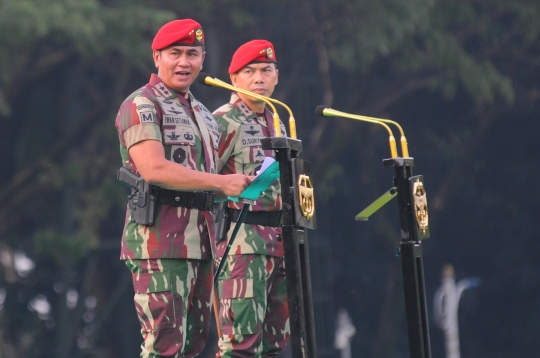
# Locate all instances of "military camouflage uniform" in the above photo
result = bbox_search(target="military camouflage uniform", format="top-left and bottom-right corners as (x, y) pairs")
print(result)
(115, 74), (220, 358)
(213, 93), (289, 357)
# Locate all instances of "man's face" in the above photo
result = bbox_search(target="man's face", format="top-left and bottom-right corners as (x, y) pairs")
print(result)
(230, 63), (279, 98)
(153, 45), (205, 93)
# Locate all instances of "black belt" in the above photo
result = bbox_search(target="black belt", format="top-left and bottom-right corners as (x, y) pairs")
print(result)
(227, 208), (282, 227)
(158, 189), (214, 211)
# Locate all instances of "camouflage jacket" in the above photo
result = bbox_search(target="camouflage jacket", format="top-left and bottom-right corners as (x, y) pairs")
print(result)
(115, 74), (219, 260)
(213, 93), (287, 257)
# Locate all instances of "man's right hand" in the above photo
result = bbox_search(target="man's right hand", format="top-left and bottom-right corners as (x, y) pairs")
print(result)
(219, 174), (252, 197)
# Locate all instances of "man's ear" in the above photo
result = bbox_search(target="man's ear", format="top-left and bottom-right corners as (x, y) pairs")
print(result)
(275, 68), (279, 85)
(230, 73), (238, 87)
(152, 50), (160, 69)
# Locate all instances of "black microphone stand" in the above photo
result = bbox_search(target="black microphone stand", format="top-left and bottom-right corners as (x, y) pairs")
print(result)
(261, 136), (317, 358)
(384, 157), (432, 358)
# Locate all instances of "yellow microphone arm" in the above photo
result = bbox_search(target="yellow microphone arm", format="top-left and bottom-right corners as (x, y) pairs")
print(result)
(210, 77), (297, 139)
(316, 106), (398, 158)
(348, 113), (409, 157)
(198, 73), (282, 137)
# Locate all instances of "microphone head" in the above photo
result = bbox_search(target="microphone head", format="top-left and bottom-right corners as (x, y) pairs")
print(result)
(315, 105), (328, 117)
(197, 72), (213, 86)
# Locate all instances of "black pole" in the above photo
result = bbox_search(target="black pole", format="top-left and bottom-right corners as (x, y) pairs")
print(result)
(262, 137), (317, 358)
(213, 203), (250, 285)
(384, 157), (432, 358)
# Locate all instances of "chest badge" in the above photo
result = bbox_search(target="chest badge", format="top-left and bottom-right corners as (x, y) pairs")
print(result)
(167, 106), (183, 115)
(167, 131), (181, 141)
(244, 125), (260, 136)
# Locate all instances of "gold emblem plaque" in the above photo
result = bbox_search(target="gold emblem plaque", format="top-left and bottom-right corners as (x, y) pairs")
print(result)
(412, 178), (428, 234)
(298, 174), (315, 219)
(195, 29), (203, 42)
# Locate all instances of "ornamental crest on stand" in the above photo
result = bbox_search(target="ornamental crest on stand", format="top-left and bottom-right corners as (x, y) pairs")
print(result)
(412, 178), (428, 234)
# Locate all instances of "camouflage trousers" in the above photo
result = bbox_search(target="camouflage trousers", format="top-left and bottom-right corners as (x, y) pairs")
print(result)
(216, 254), (289, 357)
(125, 258), (213, 358)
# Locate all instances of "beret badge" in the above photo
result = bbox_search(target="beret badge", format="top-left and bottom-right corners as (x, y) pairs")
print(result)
(260, 47), (273, 59)
(195, 28), (203, 42)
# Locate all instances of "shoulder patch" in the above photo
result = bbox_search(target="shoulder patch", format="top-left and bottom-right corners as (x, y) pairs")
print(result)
(136, 103), (155, 111)
(139, 111), (154, 123)
(171, 145), (190, 166)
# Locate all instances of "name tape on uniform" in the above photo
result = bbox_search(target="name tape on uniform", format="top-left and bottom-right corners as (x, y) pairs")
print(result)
(240, 124), (264, 147)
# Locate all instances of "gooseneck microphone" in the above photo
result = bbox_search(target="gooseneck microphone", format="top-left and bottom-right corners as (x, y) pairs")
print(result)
(198, 72), (298, 138)
(316, 105), (400, 158)
(198, 72), (281, 137)
(347, 112), (409, 157)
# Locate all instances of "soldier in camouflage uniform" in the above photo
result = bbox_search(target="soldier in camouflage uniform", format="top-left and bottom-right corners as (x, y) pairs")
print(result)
(114, 19), (251, 358)
(213, 40), (289, 357)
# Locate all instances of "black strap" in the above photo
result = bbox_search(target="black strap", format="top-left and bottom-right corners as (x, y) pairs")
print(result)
(227, 208), (282, 227)
(158, 189), (214, 211)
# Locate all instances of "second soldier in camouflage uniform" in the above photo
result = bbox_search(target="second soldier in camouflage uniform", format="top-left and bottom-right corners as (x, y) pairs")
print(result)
(213, 40), (289, 357)
(115, 19), (251, 358)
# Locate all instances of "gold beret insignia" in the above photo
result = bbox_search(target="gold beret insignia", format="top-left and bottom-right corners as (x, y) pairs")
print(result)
(195, 28), (203, 42)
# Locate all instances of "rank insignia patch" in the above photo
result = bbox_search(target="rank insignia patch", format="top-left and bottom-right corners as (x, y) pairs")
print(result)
(238, 102), (253, 117)
(156, 82), (171, 97)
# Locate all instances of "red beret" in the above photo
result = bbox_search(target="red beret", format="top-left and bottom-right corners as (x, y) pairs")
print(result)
(228, 40), (277, 74)
(151, 19), (204, 50)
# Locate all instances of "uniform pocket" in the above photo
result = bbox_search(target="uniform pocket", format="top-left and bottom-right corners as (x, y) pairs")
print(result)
(219, 278), (259, 335)
(133, 271), (177, 330)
